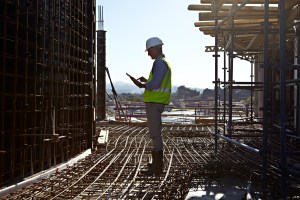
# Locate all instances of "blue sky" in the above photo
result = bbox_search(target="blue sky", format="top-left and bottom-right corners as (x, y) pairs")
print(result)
(96, 0), (252, 89)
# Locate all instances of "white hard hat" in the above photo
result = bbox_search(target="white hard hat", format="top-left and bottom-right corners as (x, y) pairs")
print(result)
(145, 37), (164, 51)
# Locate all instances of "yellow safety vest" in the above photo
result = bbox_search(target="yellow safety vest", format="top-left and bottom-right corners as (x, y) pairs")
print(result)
(144, 58), (172, 105)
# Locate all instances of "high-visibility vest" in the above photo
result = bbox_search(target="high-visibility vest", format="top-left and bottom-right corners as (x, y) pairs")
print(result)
(144, 57), (172, 105)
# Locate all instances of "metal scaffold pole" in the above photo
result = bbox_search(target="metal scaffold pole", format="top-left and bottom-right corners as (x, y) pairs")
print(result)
(262, 0), (270, 198)
(295, 24), (300, 135)
(214, 15), (219, 154)
(279, 0), (288, 198)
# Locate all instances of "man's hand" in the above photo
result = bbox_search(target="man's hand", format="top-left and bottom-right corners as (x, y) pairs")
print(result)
(137, 77), (147, 82)
(133, 79), (145, 88)
(127, 73), (145, 88)
(137, 82), (146, 88)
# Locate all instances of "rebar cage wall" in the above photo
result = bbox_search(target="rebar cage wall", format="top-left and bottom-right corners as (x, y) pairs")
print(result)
(0, 0), (96, 187)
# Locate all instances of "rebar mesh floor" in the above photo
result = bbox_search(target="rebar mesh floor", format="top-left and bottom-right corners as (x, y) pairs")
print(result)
(1, 123), (300, 199)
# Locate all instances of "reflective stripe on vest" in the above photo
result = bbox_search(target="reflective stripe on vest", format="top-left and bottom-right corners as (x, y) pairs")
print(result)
(152, 88), (171, 93)
(144, 57), (171, 105)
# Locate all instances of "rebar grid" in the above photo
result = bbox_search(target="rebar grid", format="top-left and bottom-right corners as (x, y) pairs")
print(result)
(2, 123), (299, 199)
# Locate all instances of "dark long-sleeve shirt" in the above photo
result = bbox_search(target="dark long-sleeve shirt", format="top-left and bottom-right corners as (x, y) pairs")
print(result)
(145, 54), (169, 90)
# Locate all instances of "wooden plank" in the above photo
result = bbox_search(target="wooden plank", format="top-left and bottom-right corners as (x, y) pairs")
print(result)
(211, 0), (226, 13)
(200, 0), (298, 9)
(201, 0), (278, 4)
(189, 4), (278, 12)
(199, 12), (278, 21)
(195, 18), (278, 27)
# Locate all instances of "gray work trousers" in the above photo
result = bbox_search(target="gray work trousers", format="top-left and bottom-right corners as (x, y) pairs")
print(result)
(145, 102), (165, 151)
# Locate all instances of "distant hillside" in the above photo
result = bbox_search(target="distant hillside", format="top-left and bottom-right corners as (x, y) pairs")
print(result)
(106, 81), (203, 94)
(106, 81), (144, 94)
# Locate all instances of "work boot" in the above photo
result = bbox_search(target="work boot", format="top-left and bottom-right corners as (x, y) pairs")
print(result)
(141, 151), (163, 175)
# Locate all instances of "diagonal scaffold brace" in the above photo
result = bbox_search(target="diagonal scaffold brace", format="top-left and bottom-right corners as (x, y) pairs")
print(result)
(105, 67), (128, 121)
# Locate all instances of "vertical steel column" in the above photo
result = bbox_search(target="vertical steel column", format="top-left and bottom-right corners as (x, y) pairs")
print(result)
(250, 60), (254, 121)
(40, 0), (48, 171)
(96, 6), (106, 121)
(262, 1), (270, 197)
(279, 0), (288, 198)
(0, 0), (5, 185)
(228, 17), (234, 136)
(10, 0), (19, 184)
(214, 17), (219, 153)
(223, 45), (227, 122)
(87, 0), (96, 150)
(223, 45), (227, 130)
(295, 24), (300, 135)
(24, 0), (29, 178)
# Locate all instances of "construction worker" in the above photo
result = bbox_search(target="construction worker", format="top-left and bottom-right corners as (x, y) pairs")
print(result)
(129, 37), (172, 175)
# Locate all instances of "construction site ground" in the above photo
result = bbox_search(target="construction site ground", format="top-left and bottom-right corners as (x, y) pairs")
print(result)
(1, 121), (299, 199)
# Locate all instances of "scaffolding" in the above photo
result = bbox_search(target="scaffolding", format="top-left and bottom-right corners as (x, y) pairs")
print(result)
(189, 0), (300, 198)
(0, 0), (96, 187)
